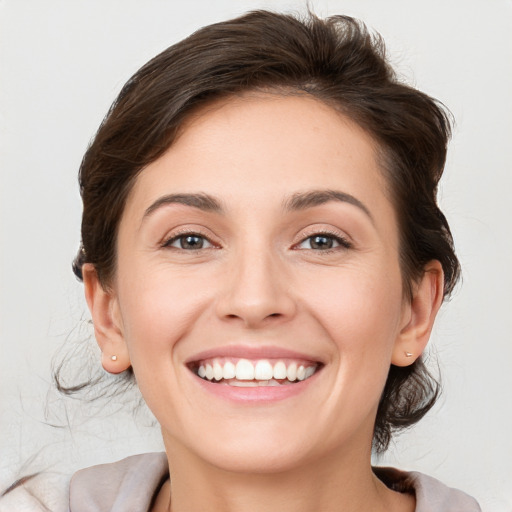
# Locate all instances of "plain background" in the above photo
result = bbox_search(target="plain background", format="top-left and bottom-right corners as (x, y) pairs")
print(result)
(1, 0), (511, 510)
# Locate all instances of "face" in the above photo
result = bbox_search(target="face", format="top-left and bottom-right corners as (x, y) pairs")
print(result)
(103, 94), (413, 473)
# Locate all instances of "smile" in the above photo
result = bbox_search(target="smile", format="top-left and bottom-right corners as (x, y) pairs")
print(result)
(191, 358), (320, 387)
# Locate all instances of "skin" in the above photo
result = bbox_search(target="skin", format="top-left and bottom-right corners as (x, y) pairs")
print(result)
(84, 94), (444, 512)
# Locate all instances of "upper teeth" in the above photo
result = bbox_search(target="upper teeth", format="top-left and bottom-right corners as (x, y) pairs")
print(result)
(196, 358), (317, 383)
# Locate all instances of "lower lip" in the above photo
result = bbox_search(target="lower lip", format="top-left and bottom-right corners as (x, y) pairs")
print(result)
(192, 373), (318, 403)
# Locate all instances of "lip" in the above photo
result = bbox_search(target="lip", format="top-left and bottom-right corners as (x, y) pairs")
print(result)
(191, 368), (320, 403)
(185, 344), (323, 404)
(185, 344), (324, 365)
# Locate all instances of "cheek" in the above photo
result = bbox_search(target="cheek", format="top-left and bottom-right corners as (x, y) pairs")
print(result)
(327, 270), (403, 421)
(116, 265), (211, 363)
(306, 262), (404, 359)
(114, 270), (212, 421)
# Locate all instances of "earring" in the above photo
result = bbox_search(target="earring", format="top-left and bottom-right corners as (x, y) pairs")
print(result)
(111, 355), (118, 361)
(405, 351), (413, 358)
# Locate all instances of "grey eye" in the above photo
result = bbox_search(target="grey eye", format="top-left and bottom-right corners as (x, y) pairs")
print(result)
(298, 235), (339, 250)
(166, 234), (212, 250)
(296, 233), (351, 251)
(308, 235), (335, 250)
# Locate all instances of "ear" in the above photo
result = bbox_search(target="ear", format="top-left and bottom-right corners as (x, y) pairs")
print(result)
(82, 264), (131, 374)
(392, 260), (444, 367)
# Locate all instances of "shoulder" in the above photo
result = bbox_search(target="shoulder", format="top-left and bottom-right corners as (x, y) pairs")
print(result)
(374, 467), (482, 512)
(69, 452), (169, 512)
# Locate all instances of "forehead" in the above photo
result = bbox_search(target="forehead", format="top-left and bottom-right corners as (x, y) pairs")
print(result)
(124, 93), (395, 229)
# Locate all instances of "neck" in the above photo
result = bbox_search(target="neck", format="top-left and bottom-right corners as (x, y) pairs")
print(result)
(156, 438), (414, 512)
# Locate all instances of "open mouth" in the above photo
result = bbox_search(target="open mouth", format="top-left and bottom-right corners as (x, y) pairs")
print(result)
(189, 358), (321, 387)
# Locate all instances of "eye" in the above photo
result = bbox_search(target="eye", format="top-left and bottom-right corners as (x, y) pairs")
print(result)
(163, 233), (213, 250)
(296, 233), (351, 251)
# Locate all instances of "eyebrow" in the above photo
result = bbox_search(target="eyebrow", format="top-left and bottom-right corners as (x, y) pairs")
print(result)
(142, 189), (373, 223)
(143, 193), (224, 219)
(283, 189), (373, 222)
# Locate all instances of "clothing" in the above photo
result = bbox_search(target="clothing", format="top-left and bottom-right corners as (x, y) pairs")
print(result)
(68, 452), (481, 512)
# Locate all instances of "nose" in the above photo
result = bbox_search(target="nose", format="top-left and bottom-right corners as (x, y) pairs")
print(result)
(215, 246), (297, 328)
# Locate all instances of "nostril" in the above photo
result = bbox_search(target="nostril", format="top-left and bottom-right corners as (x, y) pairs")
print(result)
(216, 286), (297, 327)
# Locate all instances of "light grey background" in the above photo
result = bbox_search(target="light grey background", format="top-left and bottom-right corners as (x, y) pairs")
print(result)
(1, 1), (511, 510)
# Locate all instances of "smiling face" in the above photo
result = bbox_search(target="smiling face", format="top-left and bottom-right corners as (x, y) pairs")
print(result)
(85, 94), (437, 474)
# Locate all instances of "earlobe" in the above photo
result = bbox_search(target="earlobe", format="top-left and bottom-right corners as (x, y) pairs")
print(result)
(392, 261), (444, 367)
(82, 264), (131, 374)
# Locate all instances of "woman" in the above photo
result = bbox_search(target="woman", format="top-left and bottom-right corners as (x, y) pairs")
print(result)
(65, 10), (480, 511)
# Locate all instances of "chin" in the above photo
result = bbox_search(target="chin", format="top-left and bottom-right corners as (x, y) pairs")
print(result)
(176, 425), (316, 475)
(204, 444), (312, 475)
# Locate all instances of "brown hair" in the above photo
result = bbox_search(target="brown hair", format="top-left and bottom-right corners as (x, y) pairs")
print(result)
(71, 10), (460, 452)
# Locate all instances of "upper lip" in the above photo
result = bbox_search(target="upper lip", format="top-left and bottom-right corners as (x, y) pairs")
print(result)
(185, 344), (324, 365)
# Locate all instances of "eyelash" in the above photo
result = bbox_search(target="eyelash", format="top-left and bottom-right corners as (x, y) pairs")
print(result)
(294, 230), (352, 252)
(161, 230), (352, 253)
(161, 230), (216, 251)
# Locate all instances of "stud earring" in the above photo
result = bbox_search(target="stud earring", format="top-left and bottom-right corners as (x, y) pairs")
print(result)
(111, 355), (117, 361)
(405, 351), (413, 358)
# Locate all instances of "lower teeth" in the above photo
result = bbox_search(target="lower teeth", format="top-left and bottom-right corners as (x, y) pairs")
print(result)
(199, 378), (295, 386)
(227, 379), (285, 387)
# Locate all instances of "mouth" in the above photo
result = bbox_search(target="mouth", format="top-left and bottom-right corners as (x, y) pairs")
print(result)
(188, 357), (322, 387)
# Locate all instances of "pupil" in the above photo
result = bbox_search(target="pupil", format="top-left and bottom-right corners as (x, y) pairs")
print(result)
(182, 235), (203, 249)
(311, 235), (333, 249)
